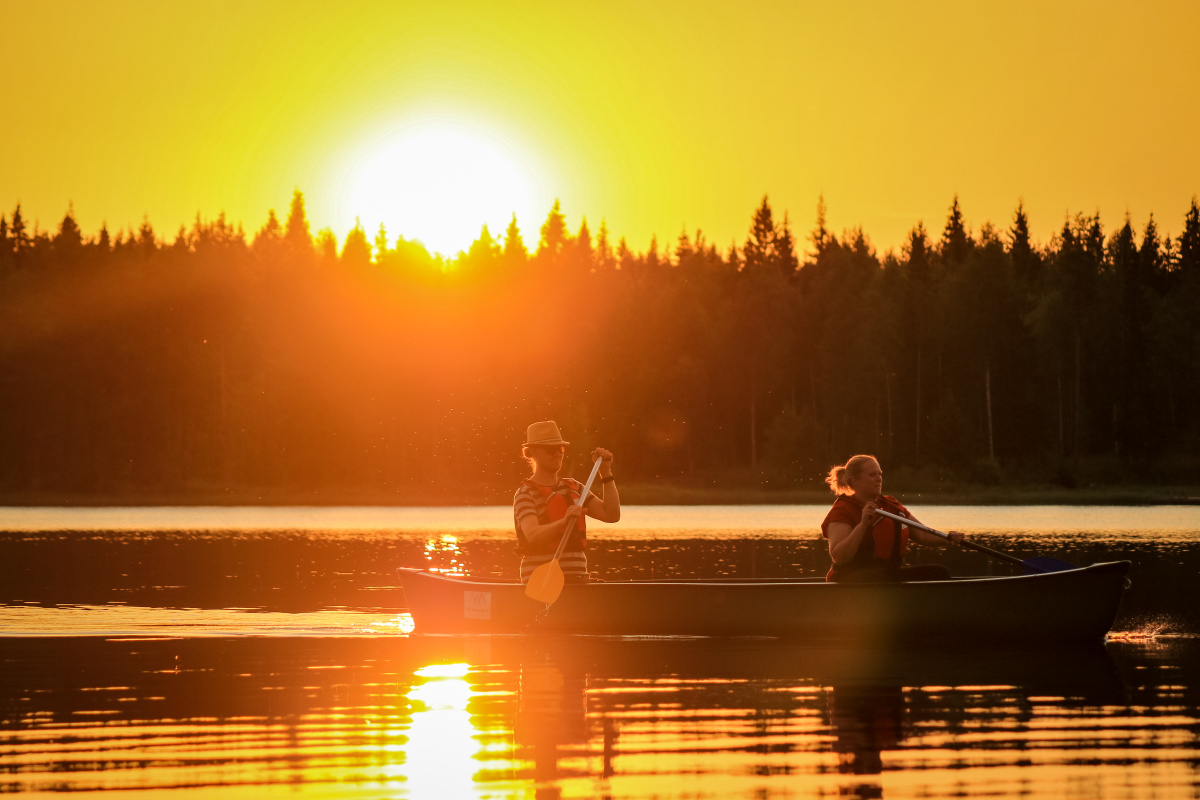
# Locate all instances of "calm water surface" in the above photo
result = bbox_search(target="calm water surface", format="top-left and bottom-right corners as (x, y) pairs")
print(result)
(2, 504), (1199, 798)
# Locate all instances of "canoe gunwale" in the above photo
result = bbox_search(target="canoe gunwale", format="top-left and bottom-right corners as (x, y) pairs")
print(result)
(397, 561), (1130, 589)
(397, 561), (1131, 642)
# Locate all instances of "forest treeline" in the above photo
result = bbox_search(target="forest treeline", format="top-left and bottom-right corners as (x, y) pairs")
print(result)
(2, 190), (1199, 503)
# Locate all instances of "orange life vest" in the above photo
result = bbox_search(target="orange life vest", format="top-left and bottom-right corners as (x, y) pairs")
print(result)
(516, 479), (587, 555)
(823, 494), (910, 578)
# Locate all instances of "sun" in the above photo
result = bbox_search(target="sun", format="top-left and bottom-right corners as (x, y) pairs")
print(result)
(342, 121), (540, 257)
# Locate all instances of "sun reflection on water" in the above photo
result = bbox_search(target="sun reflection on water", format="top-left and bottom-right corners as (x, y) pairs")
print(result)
(424, 534), (467, 576)
(395, 663), (485, 800)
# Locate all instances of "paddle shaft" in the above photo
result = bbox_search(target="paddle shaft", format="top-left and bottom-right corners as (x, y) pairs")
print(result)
(551, 455), (605, 560)
(872, 508), (1025, 567)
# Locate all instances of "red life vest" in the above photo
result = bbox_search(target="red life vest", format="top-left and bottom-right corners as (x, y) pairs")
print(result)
(516, 479), (587, 555)
(822, 494), (910, 578)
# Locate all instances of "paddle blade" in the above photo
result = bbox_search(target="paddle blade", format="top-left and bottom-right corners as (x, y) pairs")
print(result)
(524, 558), (565, 604)
(1022, 556), (1077, 574)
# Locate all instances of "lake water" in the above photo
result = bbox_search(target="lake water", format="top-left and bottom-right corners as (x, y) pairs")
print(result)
(2, 504), (1199, 798)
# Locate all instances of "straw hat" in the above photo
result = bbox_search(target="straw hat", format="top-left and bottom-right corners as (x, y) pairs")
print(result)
(523, 420), (569, 447)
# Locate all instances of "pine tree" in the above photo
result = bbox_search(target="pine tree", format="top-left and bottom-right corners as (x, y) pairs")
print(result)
(9, 204), (28, 261)
(374, 223), (390, 263)
(726, 241), (740, 271)
(940, 195), (971, 265)
(315, 228), (338, 266)
(172, 225), (190, 254)
(341, 219), (371, 268)
(572, 217), (594, 271)
(1108, 213), (1158, 457)
(1111, 214), (1138, 285)
(775, 212), (799, 278)
(503, 214), (528, 265)
(537, 199), (569, 263)
(743, 195), (776, 272)
(252, 210), (283, 261)
(676, 227), (695, 266)
(137, 215), (156, 259)
(903, 221), (932, 460)
(54, 204), (83, 258)
(617, 237), (635, 272)
(645, 235), (661, 271)
(1008, 200), (1039, 289)
(1179, 196), (1200, 279)
(595, 220), (614, 270)
(464, 224), (500, 264)
(905, 222), (932, 287)
(1140, 214), (1163, 290)
(1084, 214), (1105, 269)
(284, 189), (314, 257)
(809, 194), (831, 259)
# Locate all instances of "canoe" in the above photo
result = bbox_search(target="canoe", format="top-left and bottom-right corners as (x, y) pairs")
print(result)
(398, 561), (1131, 643)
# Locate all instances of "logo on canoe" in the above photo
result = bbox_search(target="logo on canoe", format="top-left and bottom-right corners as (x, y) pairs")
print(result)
(464, 590), (492, 620)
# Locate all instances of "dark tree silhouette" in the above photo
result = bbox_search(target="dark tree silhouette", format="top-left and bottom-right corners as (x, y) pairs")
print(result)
(2, 191), (1198, 504)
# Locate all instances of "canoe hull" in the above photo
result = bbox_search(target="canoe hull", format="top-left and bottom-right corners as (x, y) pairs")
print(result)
(398, 562), (1130, 643)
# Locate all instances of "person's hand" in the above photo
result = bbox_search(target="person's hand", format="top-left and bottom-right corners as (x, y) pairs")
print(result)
(592, 447), (614, 477)
(947, 530), (964, 545)
(862, 502), (878, 527)
(563, 504), (585, 525)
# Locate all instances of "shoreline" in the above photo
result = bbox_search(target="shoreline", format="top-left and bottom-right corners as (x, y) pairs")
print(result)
(2, 483), (1198, 507)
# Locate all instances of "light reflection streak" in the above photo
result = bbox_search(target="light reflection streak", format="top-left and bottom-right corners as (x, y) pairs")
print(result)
(395, 663), (484, 800)
(424, 534), (468, 576)
(3, 633), (1199, 798)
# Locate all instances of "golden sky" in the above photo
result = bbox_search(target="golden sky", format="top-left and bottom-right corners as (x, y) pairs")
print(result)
(4, 0), (1198, 256)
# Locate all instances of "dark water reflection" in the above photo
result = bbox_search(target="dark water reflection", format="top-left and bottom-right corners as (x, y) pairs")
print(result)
(2, 635), (1198, 798)
(2, 506), (1200, 797)
(2, 511), (1198, 633)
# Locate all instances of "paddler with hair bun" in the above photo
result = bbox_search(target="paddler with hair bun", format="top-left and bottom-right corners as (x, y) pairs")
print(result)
(513, 420), (621, 584)
(821, 454), (964, 582)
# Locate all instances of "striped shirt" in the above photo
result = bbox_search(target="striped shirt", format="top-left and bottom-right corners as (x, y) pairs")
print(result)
(514, 478), (589, 583)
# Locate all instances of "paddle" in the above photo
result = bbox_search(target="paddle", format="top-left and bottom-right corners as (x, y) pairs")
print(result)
(872, 508), (1076, 574)
(524, 455), (605, 604)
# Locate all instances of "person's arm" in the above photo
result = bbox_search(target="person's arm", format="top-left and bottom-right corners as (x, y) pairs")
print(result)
(584, 447), (620, 523)
(904, 512), (964, 547)
(827, 503), (878, 564)
(519, 504), (585, 550)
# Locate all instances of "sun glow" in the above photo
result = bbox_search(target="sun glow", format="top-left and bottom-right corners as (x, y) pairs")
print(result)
(341, 120), (541, 257)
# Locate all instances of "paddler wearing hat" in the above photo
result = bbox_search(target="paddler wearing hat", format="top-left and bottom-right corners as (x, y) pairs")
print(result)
(513, 421), (620, 584)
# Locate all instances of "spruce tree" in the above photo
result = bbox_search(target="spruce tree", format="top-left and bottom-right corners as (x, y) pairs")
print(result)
(284, 189), (314, 256)
(743, 195), (775, 272)
(809, 194), (830, 260)
(252, 210), (283, 262)
(537, 200), (569, 263)
(340, 219), (371, 268)
(54, 205), (83, 260)
(1177, 196), (1200, 279)
(503, 214), (528, 265)
(315, 229), (338, 266)
(137, 216), (156, 259)
(676, 227), (695, 266)
(573, 217), (594, 271)
(9, 204), (28, 261)
(940, 195), (971, 265)
(1140, 214), (1163, 290)
(1008, 200), (1039, 290)
(374, 223), (390, 262)
(595, 220), (614, 270)
(775, 212), (799, 278)
(464, 224), (499, 261)
(726, 241), (740, 271)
